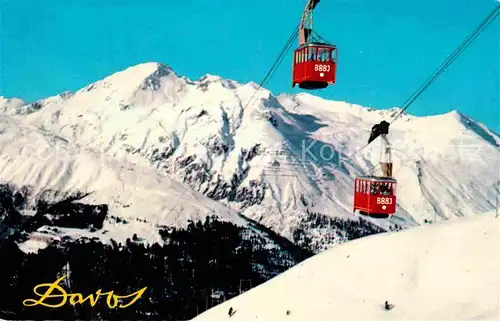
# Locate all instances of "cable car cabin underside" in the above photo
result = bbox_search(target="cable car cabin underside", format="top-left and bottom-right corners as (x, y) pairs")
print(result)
(292, 42), (337, 90)
(353, 176), (397, 219)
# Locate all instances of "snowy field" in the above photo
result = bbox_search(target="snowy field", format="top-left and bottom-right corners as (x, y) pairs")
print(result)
(193, 210), (500, 321)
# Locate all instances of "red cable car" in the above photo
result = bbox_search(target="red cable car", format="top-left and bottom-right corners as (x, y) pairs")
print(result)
(292, 0), (338, 90)
(292, 43), (337, 89)
(353, 133), (397, 218)
(353, 176), (397, 218)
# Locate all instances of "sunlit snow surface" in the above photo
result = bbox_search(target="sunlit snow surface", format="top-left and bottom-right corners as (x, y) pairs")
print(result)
(194, 211), (500, 321)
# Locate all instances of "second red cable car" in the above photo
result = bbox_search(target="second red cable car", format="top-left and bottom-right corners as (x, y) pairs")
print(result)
(353, 132), (397, 218)
(353, 176), (397, 218)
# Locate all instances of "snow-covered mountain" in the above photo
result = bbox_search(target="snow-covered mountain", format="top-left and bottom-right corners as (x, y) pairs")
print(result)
(0, 116), (311, 272)
(193, 210), (500, 321)
(1, 61), (498, 251)
(0, 115), (249, 246)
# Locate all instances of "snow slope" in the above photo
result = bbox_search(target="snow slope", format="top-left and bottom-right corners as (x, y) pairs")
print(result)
(0, 115), (248, 246)
(193, 210), (500, 321)
(2, 62), (499, 251)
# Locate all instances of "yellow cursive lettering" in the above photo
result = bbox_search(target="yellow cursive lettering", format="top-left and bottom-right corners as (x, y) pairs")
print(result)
(117, 287), (148, 308)
(100, 291), (118, 309)
(23, 275), (147, 309)
(23, 275), (68, 308)
(69, 291), (101, 307)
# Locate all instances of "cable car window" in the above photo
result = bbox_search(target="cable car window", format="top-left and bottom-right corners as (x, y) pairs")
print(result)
(370, 182), (379, 195)
(380, 183), (391, 196)
(317, 48), (324, 62)
(309, 47), (316, 61)
(379, 183), (385, 195)
(325, 49), (331, 62)
(330, 48), (337, 62)
(317, 48), (329, 62)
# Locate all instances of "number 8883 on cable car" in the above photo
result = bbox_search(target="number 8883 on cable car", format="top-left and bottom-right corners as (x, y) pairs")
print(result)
(353, 176), (396, 218)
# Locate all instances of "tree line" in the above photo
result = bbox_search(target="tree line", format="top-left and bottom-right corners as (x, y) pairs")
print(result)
(0, 215), (298, 320)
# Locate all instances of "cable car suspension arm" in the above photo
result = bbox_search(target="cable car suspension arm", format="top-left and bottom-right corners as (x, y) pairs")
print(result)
(311, 30), (334, 46)
(299, 0), (321, 45)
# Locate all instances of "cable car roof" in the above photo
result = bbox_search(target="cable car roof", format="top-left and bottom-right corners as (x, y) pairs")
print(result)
(356, 176), (397, 182)
(298, 42), (337, 49)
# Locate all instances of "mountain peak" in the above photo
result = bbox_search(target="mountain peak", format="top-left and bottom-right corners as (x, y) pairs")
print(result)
(121, 62), (173, 76)
(0, 96), (25, 104)
(71, 61), (189, 106)
(0, 96), (26, 114)
(100, 62), (175, 86)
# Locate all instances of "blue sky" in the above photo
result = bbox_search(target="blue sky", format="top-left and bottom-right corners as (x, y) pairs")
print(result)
(1, 0), (499, 131)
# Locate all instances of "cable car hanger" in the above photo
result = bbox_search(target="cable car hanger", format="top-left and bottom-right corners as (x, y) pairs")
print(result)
(298, 0), (321, 46)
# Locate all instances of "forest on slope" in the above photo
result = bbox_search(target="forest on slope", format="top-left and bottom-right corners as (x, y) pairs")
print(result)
(0, 183), (387, 320)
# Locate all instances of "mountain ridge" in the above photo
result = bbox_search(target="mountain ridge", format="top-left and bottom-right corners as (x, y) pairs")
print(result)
(1, 61), (498, 252)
